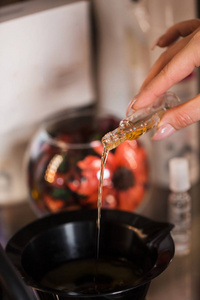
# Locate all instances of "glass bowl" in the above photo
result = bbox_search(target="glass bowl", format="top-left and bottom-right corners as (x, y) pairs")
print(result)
(26, 109), (148, 216)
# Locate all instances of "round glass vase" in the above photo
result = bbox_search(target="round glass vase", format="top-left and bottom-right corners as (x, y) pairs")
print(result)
(26, 109), (149, 216)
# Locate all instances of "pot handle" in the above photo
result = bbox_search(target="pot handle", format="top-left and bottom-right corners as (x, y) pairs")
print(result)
(144, 222), (174, 247)
(0, 243), (36, 300)
(143, 233), (175, 281)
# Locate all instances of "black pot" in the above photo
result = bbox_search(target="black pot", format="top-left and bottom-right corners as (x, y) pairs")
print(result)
(6, 209), (174, 300)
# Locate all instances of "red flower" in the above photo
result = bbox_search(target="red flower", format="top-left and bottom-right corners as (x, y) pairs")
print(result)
(44, 194), (66, 212)
(66, 140), (148, 212)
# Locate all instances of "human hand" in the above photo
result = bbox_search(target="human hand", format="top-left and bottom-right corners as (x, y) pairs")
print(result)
(126, 19), (200, 140)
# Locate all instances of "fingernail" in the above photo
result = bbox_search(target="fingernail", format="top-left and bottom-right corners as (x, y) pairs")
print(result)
(151, 35), (165, 50)
(152, 124), (176, 140)
(151, 37), (160, 50)
(126, 97), (137, 117)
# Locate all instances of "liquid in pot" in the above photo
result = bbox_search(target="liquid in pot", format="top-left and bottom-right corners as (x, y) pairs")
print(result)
(40, 257), (144, 295)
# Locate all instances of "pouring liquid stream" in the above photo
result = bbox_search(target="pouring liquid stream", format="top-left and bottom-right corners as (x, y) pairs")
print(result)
(96, 91), (180, 238)
(97, 147), (109, 258)
(94, 147), (109, 293)
(96, 108), (166, 248)
(96, 123), (150, 259)
(96, 124), (150, 257)
(95, 91), (180, 292)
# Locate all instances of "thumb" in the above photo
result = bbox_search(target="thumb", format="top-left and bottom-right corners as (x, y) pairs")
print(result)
(152, 94), (200, 140)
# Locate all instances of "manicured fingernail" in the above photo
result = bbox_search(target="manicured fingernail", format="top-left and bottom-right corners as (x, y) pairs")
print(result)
(151, 37), (160, 50)
(151, 35), (165, 50)
(152, 124), (176, 140)
(126, 97), (137, 116)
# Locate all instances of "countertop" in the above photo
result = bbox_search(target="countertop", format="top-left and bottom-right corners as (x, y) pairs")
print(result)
(144, 184), (200, 300)
(0, 183), (200, 300)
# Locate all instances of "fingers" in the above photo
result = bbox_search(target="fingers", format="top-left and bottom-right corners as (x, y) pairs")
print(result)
(141, 23), (200, 91)
(128, 29), (200, 112)
(140, 35), (191, 91)
(152, 94), (200, 140)
(126, 19), (200, 139)
(156, 19), (200, 47)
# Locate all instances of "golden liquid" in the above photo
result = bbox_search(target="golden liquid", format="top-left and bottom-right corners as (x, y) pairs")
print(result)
(102, 110), (165, 151)
(40, 257), (142, 294)
(97, 147), (109, 259)
(105, 126), (146, 151)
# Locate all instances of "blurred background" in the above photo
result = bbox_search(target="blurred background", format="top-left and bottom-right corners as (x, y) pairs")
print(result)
(0, 0), (200, 208)
(1, 1), (200, 299)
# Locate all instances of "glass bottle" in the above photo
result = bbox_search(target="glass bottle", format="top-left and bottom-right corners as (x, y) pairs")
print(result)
(102, 91), (180, 151)
(168, 157), (192, 256)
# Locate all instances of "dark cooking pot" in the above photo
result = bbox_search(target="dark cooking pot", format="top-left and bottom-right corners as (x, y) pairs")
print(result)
(6, 209), (174, 300)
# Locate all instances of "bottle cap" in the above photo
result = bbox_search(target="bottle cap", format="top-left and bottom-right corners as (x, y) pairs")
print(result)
(169, 158), (191, 192)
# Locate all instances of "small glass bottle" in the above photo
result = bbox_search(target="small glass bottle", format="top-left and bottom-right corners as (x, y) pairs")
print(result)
(102, 91), (180, 151)
(168, 157), (192, 256)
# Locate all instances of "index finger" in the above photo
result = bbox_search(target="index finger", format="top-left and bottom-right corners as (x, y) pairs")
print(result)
(157, 18), (200, 47)
(132, 33), (200, 110)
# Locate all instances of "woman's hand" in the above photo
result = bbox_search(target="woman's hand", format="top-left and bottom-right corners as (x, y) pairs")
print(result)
(126, 19), (200, 140)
